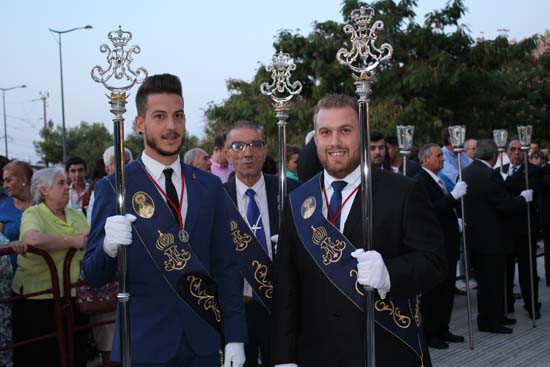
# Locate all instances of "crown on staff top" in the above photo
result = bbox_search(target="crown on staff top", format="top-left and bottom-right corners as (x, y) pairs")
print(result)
(350, 7), (375, 27)
(108, 26), (132, 48)
(273, 51), (292, 71)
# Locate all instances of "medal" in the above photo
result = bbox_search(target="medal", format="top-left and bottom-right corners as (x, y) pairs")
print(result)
(178, 229), (190, 243)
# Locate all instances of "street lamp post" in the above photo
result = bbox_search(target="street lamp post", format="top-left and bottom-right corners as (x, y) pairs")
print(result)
(49, 25), (92, 163)
(1, 85), (27, 158)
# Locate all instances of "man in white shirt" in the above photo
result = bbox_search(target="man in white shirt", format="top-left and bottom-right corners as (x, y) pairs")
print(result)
(271, 94), (446, 367)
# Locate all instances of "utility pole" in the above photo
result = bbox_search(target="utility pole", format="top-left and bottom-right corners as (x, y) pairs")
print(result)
(32, 92), (49, 129)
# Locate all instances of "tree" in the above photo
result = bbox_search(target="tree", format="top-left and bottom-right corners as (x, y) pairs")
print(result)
(204, 0), (550, 149)
(34, 121), (112, 170)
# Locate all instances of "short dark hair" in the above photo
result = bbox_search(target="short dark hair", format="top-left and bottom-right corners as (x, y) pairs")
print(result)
(135, 74), (183, 116)
(65, 156), (87, 172)
(370, 129), (385, 142)
(213, 133), (227, 149)
(313, 94), (357, 127)
(385, 135), (398, 147)
(286, 144), (301, 162)
(476, 139), (498, 161)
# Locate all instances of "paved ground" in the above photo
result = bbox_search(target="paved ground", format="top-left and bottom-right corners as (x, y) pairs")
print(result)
(431, 253), (549, 367)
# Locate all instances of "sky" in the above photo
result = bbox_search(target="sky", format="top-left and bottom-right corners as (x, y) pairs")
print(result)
(1, 0), (549, 164)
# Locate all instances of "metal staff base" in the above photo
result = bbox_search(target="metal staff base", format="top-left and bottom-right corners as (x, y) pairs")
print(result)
(431, 250), (547, 367)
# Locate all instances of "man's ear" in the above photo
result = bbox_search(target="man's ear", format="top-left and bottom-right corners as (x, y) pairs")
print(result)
(135, 115), (144, 135)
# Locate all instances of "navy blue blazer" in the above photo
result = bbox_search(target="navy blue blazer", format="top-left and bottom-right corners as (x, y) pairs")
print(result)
(83, 159), (246, 364)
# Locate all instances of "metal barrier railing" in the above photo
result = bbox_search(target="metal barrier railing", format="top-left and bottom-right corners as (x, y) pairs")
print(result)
(0, 246), (69, 367)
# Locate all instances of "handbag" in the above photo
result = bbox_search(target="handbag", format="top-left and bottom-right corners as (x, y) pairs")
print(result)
(76, 278), (118, 315)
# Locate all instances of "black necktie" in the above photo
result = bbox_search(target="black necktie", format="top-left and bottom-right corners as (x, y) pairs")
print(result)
(329, 180), (347, 229)
(163, 168), (179, 221)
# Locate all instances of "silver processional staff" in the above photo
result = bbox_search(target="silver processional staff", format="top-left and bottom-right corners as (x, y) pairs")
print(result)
(449, 124), (474, 349)
(396, 125), (414, 176)
(91, 26), (148, 367)
(517, 125), (537, 328)
(337, 6), (392, 367)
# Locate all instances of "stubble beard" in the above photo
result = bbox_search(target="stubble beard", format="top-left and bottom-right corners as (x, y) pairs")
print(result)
(145, 134), (185, 158)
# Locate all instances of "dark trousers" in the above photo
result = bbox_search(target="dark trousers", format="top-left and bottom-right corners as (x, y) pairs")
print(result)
(506, 233), (540, 312)
(244, 299), (270, 367)
(421, 248), (458, 336)
(13, 297), (88, 367)
(544, 224), (550, 284)
(471, 253), (506, 327)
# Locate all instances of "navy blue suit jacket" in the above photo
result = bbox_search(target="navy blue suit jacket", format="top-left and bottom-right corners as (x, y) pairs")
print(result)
(83, 159), (246, 364)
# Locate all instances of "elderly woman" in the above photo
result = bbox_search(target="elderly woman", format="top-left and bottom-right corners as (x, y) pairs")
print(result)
(11, 167), (89, 367)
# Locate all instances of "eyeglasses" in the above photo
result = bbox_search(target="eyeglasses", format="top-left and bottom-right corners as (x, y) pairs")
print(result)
(229, 141), (266, 152)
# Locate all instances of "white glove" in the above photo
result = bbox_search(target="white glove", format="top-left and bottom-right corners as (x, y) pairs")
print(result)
(224, 342), (245, 367)
(450, 181), (468, 199)
(103, 214), (137, 258)
(351, 249), (391, 299)
(274, 365), (299, 367)
(457, 218), (463, 233)
(520, 189), (533, 203)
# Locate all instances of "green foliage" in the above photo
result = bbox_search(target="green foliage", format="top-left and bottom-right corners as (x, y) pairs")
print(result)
(34, 122), (112, 170)
(204, 0), (550, 149)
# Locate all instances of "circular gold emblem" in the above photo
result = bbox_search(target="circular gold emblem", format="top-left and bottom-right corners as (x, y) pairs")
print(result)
(301, 196), (316, 219)
(132, 191), (155, 219)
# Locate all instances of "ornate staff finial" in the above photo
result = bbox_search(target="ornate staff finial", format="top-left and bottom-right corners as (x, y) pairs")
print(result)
(91, 26), (148, 94)
(259, 49), (302, 244)
(517, 125), (533, 149)
(493, 129), (508, 152)
(336, 6), (393, 82)
(449, 125), (466, 151)
(260, 50), (303, 110)
(396, 125), (415, 154)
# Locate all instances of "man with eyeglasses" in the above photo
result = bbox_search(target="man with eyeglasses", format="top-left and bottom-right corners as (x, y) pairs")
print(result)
(223, 121), (299, 367)
(501, 139), (543, 319)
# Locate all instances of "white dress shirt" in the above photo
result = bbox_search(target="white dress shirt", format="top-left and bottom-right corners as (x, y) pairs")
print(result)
(235, 174), (272, 297)
(322, 166), (361, 232)
(141, 151), (188, 224)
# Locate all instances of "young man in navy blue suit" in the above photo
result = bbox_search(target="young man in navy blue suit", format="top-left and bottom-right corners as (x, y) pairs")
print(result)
(84, 74), (246, 367)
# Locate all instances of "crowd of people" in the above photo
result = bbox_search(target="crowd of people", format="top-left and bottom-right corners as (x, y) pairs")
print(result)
(0, 73), (548, 367)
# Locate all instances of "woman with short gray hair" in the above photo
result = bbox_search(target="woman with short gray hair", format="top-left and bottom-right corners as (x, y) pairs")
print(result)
(12, 167), (90, 366)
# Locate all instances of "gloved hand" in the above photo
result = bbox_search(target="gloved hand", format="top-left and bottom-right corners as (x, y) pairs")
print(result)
(457, 218), (463, 233)
(520, 189), (533, 203)
(450, 181), (468, 199)
(351, 249), (391, 299)
(224, 342), (245, 367)
(274, 365), (299, 367)
(103, 214), (137, 258)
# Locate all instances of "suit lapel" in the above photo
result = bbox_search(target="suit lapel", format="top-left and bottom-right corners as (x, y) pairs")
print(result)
(183, 162), (200, 235)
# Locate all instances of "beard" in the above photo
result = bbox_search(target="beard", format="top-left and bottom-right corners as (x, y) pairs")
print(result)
(145, 133), (184, 157)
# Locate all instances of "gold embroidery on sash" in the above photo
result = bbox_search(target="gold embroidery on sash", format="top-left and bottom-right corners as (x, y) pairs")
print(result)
(375, 300), (412, 329)
(156, 230), (191, 271)
(349, 269), (365, 296)
(231, 220), (253, 252)
(311, 225), (346, 265)
(252, 260), (273, 299)
(187, 275), (222, 322)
